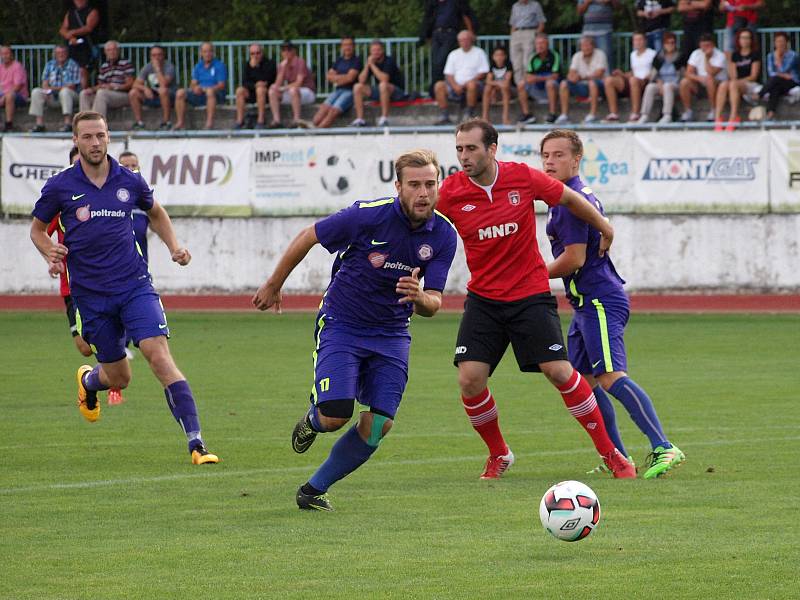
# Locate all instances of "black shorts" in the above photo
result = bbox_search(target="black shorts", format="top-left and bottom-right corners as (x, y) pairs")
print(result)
(63, 295), (79, 337)
(454, 291), (568, 375)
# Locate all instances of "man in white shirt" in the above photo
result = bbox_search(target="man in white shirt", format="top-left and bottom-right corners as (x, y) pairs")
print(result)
(603, 30), (656, 122)
(434, 29), (490, 125)
(678, 32), (727, 121)
(556, 35), (608, 124)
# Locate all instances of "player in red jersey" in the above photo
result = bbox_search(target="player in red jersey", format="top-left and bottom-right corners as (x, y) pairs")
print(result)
(437, 119), (635, 479)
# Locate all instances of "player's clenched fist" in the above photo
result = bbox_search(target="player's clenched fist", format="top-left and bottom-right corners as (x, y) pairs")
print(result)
(396, 267), (421, 304)
(252, 281), (282, 313)
(171, 247), (191, 265)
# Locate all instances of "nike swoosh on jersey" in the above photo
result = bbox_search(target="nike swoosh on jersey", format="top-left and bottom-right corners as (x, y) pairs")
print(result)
(592, 360), (602, 368)
(371, 240), (388, 245)
(71, 193), (86, 201)
(158, 323), (168, 329)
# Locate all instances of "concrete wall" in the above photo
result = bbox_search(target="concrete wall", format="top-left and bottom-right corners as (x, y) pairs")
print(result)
(4, 213), (799, 294)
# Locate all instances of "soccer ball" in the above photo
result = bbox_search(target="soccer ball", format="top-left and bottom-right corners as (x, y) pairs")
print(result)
(539, 480), (600, 542)
(320, 154), (356, 196)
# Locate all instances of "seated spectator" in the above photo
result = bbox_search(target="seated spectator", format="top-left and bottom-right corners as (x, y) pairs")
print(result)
(482, 45), (514, 125)
(639, 31), (684, 123)
(234, 44), (276, 129)
(312, 36), (362, 129)
(517, 33), (561, 124)
(129, 45), (176, 130)
(28, 45), (80, 133)
(636, 0), (675, 52)
(556, 35), (608, 124)
(59, 0), (101, 92)
(604, 30), (655, 122)
(679, 33), (727, 122)
(0, 45), (28, 132)
(268, 41), (316, 129)
(508, 0), (546, 87)
(720, 0), (763, 55)
(174, 42), (227, 130)
(757, 31), (800, 121)
(434, 29), (489, 125)
(78, 40), (133, 120)
(714, 28), (760, 131)
(677, 0), (714, 62)
(351, 39), (407, 127)
(577, 0), (619, 69)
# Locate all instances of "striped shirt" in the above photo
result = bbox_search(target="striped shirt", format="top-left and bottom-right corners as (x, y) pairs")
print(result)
(97, 58), (135, 86)
(40, 58), (80, 88)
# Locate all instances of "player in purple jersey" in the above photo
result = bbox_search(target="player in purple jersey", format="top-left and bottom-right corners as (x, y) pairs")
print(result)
(253, 149), (457, 511)
(29, 111), (219, 465)
(118, 151), (150, 264)
(541, 129), (684, 479)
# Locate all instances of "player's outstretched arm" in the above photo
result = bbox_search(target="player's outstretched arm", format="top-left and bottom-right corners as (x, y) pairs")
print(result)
(30, 217), (67, 274)
(396, 267), (443, 317)
(253, 225), (319, 313)
(558, 187), (614, 256)
(548, 243), (587, 279)
(147, 201), (191, 265)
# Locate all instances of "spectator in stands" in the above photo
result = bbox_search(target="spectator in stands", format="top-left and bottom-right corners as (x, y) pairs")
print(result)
(268, 41), (316, 129)
(714, 27), (760, 131)
(28, 45), (80, 133)
(233, 44), (276, 129)
(757, 31), (800, 122)
(78, 40), (133, 120)
(603, 30), (655, 122)
(577, 0), (619, 69)
(419, 0), (476, 96)
(556, 35), (608, 124)
(508, 0), (546, 88)
(129, 45), (176, 131)
(639, 31), (684, 123)
(59, 0), (101, 92)
(517, 33), (561, 124)
(312, 36), (362, 129)
(434, 29), (489, 125)
(720, 1), (764, 55)
(482, 45), (514, 125)
(636, 0), (675, 52)
(173, 42), (227, 130)
(677, 0), (714, 61)
(679, 33), (727, 122)
(0, 46), (28, 132)
(351, 39), (407, 127)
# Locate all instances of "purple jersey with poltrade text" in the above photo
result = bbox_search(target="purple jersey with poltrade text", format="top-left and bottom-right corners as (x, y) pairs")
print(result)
(314, 197), (457, 333)
(546, 175), (625, 307)
(32, 157), (154, 296)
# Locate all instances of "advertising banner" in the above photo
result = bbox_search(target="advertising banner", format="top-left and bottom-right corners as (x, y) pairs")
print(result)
(767, 130), (800, 212)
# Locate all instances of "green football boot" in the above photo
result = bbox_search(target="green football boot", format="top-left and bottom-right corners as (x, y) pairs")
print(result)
(643, 445), (685, 479)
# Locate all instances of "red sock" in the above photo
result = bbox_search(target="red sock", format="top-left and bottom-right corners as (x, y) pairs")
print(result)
(462, 388), (508, 457)
(557, 370), (615, 456)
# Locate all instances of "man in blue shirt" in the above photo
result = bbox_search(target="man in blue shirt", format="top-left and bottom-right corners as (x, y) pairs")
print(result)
(173, 42), (228, 130)
(541, 129), (683, 479)
(30, 110), (220, 465)
(253, 149), (457, 511)
(312, 36), (362, 129)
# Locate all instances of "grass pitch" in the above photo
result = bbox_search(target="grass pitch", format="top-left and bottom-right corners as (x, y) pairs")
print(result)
(1, 311), (798, 599)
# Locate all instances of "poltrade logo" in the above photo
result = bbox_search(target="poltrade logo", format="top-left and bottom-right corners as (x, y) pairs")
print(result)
(580, 139), (628, 185)
(150, 154), (233, 185)
(642, 157), (759, 181)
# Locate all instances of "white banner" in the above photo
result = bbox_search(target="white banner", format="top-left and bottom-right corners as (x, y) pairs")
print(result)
(767, 130), (800, 212)
(1, 136), (124, 215)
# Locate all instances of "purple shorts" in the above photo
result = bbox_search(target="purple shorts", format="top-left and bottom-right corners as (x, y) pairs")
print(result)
(567, 293), (629, 376)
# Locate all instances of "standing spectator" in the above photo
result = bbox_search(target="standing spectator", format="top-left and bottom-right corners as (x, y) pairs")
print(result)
(234, 44), (276, 129)
(312, 37), (362, 129)
(420, 0), (476, 95)
(720, 1), (764, 54)
(603, 30), (656, 122)
(508, 0), (546, 87)
(518, 33), (561, 124)
(636, 0), (676, 52)
(639, 31), (685, 123)
(0, 46), (28, 132)
(482, 46), (514, 125)
(78, 40), (133, 119)
(556, 35), (608, 124)
(59, 0), (100, 92)
(679, 33), (727, 122)
(714, 28), (760, 130)
(757, 32), (800, 122)
(173, 42), (227, 130)
(129, 45), (177, 131)
(268, 41), (316, 129)
(434, 30), (489, 125)
(351, 39), (407, 127)
(28, 45), (80, 133)
(577, 0), (620, 69)
(677, 0), (714, 61)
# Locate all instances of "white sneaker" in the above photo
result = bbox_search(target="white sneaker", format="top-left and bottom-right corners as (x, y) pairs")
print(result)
(658, 113), (673, 124)
(555, 113), (570, 125)
(583, 113), (597, 124)
(349, 118), (366, 127)
(637, 114), (649, 124)
(705, 110), (715, 122)
(377, 116), (389, 127)
(679, 109), (694, 122)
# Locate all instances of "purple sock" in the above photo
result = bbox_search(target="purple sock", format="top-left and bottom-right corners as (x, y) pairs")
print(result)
(83, 365), (109, 392)
(307, 405), (323, 432)
(164, 380), (203, 451)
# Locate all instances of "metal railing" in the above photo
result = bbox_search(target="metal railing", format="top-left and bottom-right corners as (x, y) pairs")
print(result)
(10, 28), (800, 102)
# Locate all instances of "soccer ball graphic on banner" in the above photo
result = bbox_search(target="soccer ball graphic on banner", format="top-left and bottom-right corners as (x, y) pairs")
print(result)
(539, 480), (600, 542)
(320, 154), (357, 196)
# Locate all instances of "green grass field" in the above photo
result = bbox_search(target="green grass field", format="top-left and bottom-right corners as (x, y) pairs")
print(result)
(1, 311), (799, 599)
